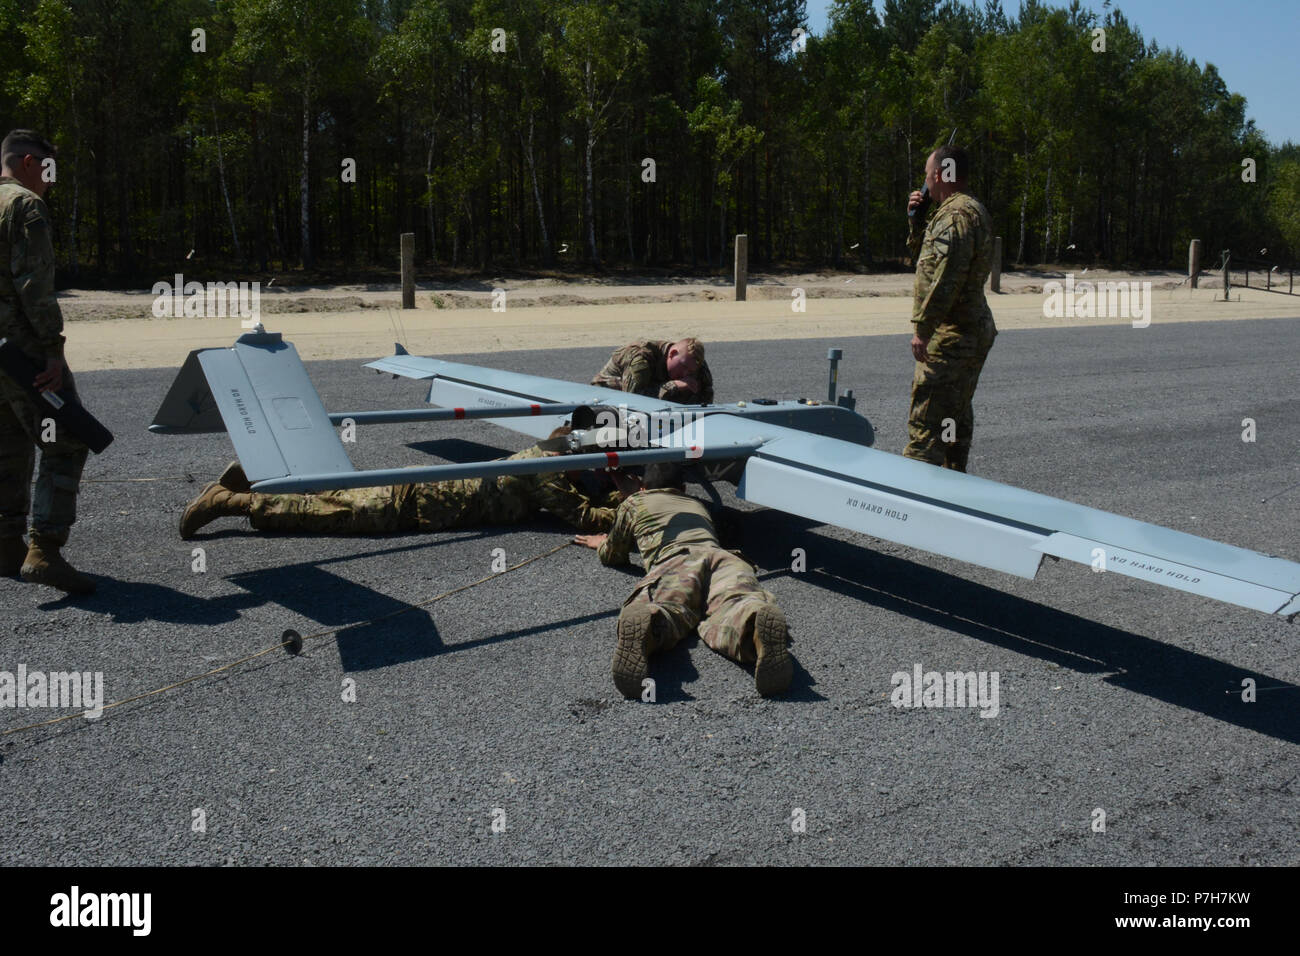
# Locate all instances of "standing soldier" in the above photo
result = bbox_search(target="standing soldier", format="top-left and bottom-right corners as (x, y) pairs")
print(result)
(0, 129), (96, 593)
(591, 337), (714, 405)
(575, 462), (792, 698)
(904, 144), (997, 472)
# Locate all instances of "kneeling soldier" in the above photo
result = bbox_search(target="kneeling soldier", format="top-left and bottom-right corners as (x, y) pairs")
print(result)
(591, 337), (714, 405)
(575, 462), (792, 698)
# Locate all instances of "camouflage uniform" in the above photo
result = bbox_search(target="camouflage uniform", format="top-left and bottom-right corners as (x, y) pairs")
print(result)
(598, 488), (779, 664)
(0, 176), (88, 542)
(905, 192), (997, 472)
(591, 341), (714, 405)
(249, 445), (620, 534)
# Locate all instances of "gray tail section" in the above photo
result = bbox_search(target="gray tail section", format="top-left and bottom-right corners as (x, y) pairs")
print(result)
(149, 330), (354, 485)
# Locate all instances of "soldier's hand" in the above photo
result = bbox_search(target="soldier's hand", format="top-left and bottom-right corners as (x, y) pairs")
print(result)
(910, 334), (930, 363)
(907, 190), (925, 214)
(669, 377), (698, 394)
(34, 357), (65, 392)
(574, 533), (607, 550)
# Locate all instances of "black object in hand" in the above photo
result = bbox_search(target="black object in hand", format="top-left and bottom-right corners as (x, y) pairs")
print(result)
(0, 338), (113, 453)
(909, 183), (932, 220)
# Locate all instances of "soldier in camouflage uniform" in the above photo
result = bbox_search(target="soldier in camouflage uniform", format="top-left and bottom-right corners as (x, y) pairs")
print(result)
(179, 432), (621, 539)
(575, 463), (792, 698)
(591, 338), (714, 405)
(904, 145), (997, 472)
(0, 129), (96, 594)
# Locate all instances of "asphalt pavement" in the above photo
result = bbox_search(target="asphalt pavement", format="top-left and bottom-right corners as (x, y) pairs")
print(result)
(2, 316), (1298, 865)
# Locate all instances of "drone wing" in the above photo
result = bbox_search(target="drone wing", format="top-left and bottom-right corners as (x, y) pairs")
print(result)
(365, 347), (686, 438)
(719, 418), (1300, 617)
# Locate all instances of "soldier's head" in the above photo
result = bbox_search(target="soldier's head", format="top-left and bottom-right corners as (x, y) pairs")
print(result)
(1, 129), (56, 197)
(666, 338), (704, 382)
(925, 145), (970, 203)
(642, 462), (685, 491)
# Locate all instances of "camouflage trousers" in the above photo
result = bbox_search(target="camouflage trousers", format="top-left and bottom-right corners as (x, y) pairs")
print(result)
(248, 477), (493, 534)
(904, 321), (997, 472)
(626, 546), (780, 664)
(0, 368), (89, 541)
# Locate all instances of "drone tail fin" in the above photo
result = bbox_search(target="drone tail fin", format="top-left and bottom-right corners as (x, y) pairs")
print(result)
(148, 329), (354, 485)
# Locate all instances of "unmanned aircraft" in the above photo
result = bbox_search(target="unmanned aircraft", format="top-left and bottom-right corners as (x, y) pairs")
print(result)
(150, 328), (1300, 619)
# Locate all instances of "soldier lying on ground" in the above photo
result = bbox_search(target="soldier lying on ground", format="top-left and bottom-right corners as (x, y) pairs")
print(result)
(591, 337), (714, 405)
(179, 426), (621, 539)
(574, 462), (792, 698)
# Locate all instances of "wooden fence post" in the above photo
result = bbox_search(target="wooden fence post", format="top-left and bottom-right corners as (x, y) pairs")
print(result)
(401, 232), (415, 309)
(734, 234), (748, 301)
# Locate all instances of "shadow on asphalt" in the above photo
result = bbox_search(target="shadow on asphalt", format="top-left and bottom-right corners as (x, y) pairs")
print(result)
(405, 438), (517, 461)
(740, 509), (1300, 745)
(37, 579), (263, 623)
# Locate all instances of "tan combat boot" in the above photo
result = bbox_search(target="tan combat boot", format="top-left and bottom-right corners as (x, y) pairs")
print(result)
(179, 483), (253, 539)
(20, 533), (96, 594)
(217, 460), (251, 493)
(752, 605), (793, 697)
(1, 535), (27, 577)
(612, 604), (668, 699)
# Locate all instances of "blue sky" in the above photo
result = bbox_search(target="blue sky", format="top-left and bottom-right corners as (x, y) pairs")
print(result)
(804, 0), (1299, 146)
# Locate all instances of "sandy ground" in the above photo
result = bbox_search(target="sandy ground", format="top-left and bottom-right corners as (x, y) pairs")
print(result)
(56, 270), (1299, 370)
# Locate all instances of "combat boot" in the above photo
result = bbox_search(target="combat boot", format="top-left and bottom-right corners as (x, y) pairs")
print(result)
(752, 605), (793, 697)
(179, 483), (253, 539)
(217, 460), (251, 493)
(20, 533), (96, 595)
(612, 604), (668, 699)
(1, 535), (27, 576)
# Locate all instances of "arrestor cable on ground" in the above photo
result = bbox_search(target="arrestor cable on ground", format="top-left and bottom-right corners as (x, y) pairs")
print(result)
(1, 540), (573, 740)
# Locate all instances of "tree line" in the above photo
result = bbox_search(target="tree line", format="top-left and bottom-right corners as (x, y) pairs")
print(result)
(1, 0), (1296, 284)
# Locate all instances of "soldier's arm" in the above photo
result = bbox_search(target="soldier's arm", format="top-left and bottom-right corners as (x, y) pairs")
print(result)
(621, 351), (660, 397)
(906, 215), (925, 262)
(535, 475), (618, 532)
(913, 218), (975, 340)
(658, 381), (695, 403)
(11, 198), (66, 359)
(591, 353), (620, 387)
(696, 363), (714, 404)
(658, 360), (712, 404)
(596, 499), (636, 565)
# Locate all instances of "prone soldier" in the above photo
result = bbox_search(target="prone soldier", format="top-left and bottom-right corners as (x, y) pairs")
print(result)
(575, 462), (793, 698)
(0, 129), (96, 593)
(904, 144), (997, 472)
(179, 428), (621, 538)
(591, 338), (714, 405)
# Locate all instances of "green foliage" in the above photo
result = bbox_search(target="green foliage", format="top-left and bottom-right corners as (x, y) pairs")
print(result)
(0, 0), (1290, 277)
(1270, 161), (1300, 259)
